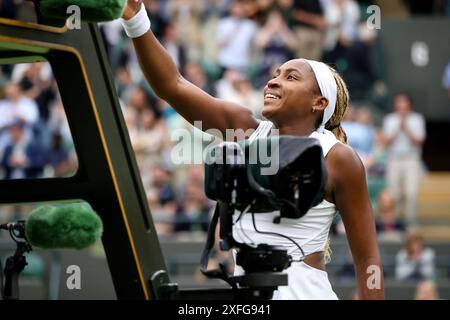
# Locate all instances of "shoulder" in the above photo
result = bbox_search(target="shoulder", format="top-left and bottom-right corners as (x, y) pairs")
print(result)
(411, 112), (425, 122)
(423, 248), (435, 259)
(384, 113), (397, 122)
(327, 143), (365, 185)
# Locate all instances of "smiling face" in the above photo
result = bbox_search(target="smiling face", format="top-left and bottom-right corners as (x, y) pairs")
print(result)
(262, 59), (328, 131)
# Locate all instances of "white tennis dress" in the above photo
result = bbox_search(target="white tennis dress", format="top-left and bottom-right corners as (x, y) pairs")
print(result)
(232, 120), (340, 300)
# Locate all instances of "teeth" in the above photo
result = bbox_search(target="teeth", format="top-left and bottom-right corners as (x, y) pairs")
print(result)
(265, 94), (279, 99)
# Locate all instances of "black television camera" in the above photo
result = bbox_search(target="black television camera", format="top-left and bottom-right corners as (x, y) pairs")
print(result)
(200, 136), (327, 299)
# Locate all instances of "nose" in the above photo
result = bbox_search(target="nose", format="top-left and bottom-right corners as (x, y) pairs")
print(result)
(266, 76), (280, 90)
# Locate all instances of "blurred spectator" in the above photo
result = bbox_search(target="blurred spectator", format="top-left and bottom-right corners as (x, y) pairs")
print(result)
(415, 280), (440, 300)
(115, 66), (135, 104)
(382, 93), (426, 225)
(162, 22), (188, 75)
(291, 0), (327, 60)
(442, 60), (450, 100)
(323, 0), (360, 55)
(13, 62), (56, 123)
(145, 164), (177, 215)
(184, 62), (216, 96)
(100, 20), (126, 72)
(220, 71), (263, 118)
(174, 180), (211, 234)
(132, 107), (171, 177)
(254, 9), (296, 87)
(330, 21), (381, 100)
(342, 106), (376, 171)
(0, 81), (39, 152)
(256, 0), (294, 25)
(375, 189), (406, 240)
(47, 98), (73, 145)
(198, 0), (223, 72)
(395, 232), (436, 281)
(216, 68), (245, 100)
(145, 0), (169, 41)
(0, 81), (39, 129)
(168, 0), (203, 61)
(127, 85), (160, 117)
(45, 131), (72, 177)
(0, 121), (47, 179)
(147, 188), (177, 238)
(216, 0), (258, 73)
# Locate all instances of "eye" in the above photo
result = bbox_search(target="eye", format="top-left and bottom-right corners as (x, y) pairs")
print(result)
(287, 74), (297, 80)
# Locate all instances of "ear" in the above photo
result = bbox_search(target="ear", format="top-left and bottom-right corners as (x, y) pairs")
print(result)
(312, 96), (329, 112)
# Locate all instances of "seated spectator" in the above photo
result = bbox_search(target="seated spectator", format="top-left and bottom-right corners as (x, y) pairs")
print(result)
(132, 107), (171, 177)
(115, 67), (135, 104)
(147, 189), (176, 238)
(0, 121), (47, 179)
(174, 170), (212, 234)
(0, 81), (39, 133)
(162, 22), (188, 75)
(395, 232), (436, 281)
(254, 8), (296, 88)
(375, 189), (406, 240)
(184, 62), (216, 96)
(168, 0), (203, 61)
(45, 131), (72, 178)
(342, 106), (376, 171)
(147, 164), (177, 206)
(225, 72), (263, 118)
(415, 280), (440, 300)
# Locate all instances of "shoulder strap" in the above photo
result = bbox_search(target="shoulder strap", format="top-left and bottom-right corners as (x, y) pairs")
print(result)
(248, 121), (273, 144)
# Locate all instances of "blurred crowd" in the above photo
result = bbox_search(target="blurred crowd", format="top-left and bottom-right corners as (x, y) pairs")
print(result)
(1, 0), (448, 295)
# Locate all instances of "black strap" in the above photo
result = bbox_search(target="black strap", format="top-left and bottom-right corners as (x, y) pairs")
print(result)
(200, 203), (237, 290)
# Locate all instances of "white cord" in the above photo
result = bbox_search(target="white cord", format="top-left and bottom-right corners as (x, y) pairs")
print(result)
(120, 3), (151, 39)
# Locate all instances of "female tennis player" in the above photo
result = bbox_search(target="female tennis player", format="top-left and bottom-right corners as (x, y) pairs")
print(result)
(120, 0), (384, 300)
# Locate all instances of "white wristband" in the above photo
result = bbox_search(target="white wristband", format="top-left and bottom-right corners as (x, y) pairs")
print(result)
(120, 3), (151, 38)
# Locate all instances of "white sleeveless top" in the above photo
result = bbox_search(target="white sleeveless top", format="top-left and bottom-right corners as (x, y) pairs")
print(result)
(232, 121), (340, 259)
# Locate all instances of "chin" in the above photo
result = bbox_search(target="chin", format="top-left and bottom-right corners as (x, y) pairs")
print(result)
(262, 103), (278, 118)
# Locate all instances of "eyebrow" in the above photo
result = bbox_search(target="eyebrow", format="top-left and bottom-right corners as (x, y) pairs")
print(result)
(274, 68), (303, 76)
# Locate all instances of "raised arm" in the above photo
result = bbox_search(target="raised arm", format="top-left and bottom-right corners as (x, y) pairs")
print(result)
(329, 143), (384, 300)
(121, 1), (258, 136)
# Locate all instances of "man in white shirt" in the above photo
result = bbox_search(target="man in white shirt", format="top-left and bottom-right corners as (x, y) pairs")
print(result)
(216, 0), (258, 72)
(0, 81), (39, 154)
(382, 93), (426, 225)
(0, 81), (39, 128)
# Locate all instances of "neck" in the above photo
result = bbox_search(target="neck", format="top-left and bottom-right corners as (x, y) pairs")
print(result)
(274, 121), (317, 136)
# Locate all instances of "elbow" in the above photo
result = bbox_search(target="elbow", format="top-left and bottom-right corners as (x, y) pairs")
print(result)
(153, 74), (182, 102)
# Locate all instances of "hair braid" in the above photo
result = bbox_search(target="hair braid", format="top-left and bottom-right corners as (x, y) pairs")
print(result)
(325, 68), (349, 144)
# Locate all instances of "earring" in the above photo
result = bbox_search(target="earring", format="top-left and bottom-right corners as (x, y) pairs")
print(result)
(312, 107), (316, 113)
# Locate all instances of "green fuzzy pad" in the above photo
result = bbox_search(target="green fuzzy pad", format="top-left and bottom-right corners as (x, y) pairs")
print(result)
(25, 204), (103, 250)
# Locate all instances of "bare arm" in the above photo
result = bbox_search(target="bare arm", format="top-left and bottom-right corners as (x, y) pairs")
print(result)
(293, 9), (327, 30)
(122, 1), (258, 136)
(329, 144), (384, 300)
(383, 117), (424, 147)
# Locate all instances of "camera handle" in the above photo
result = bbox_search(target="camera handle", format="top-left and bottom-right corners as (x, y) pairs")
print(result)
(2, 240), (32, 300)
(199, 201), (288, 300)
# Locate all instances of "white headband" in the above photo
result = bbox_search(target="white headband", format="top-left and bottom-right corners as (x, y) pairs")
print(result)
(303, 59), (337, 133)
